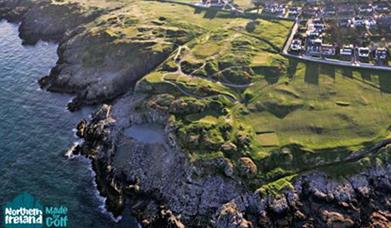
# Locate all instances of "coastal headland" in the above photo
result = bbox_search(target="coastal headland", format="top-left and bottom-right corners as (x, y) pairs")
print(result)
(2, 0), (391, 227)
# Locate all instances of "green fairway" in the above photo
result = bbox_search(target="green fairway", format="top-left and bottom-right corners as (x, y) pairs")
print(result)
(98, 0), (391, 190)
(243, 63), (391, 152)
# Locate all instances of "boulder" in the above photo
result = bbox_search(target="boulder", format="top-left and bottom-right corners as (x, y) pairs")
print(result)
(321, 210), (354, 227)
(237, 157), (257, 177)
(215, 202), (252, 228)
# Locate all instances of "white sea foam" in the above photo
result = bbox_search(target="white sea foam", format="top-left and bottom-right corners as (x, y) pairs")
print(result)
(64, 140), (84, 159)
(86, 163), (123, 223)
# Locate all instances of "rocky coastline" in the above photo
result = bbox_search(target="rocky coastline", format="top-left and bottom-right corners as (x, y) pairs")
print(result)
(72, 102), (391, 227)
(2, 0), (391, 227)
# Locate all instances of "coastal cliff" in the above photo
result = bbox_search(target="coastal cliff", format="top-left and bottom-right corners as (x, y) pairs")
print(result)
(74, 101), (391, 227)
(1, 0), (199, 110)
(2, 0), (391, 227)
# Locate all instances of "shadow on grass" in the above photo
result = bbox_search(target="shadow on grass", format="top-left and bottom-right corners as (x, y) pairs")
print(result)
(287, 59), (298, 78)
(378, 72), (391, 93)
(360, 69), (372, 82)
(253, 66), (281, 84)
(320, 64), (336, 80)
(203, 9), (218, 19)
(304, 63), (319, 85)
(194, 8), (202, 14)
(341, 67), (353, 78)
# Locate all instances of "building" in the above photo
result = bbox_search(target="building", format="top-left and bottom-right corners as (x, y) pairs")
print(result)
(358, 47), (371, 60)
(201, 0), (225, 6)
(307, 38), (322, 56)
(321, 44), (336, 56)
(290, 39), (303, 53)
(338, 19), (352, 28)
(323, 6), (336, 17)
(288, 7), (300, 17)
(340, 45), (354, 58)
(377, 16), (391, 31)
(376, 48), (388, 60)
(313, 19), (326, 32)
(374, 2), (390, 13)
(337, 4), (355, 18)
(302, 7), (318, 18)
(359, 4), (373, 15)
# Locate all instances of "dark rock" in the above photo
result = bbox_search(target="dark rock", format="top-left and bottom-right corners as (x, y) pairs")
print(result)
(147, 207), (185, 228)
(215, 202), (253, 228)
(76, 119), (87, 138)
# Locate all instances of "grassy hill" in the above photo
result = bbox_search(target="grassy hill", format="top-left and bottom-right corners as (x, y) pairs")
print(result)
(44, 0), (391, 192)
(101, 0), (391, 192)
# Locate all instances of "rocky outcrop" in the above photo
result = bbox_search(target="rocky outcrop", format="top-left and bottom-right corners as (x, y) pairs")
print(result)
(4, 1), (391, 227)
(0, 0), (102, 44)
(0, 0), (33, 23)
(74, 99), (391, 227)
(0, 0), (199, 111)
(214, 201), (253, 228)
(39, 30), (176, 110)
(214, 167), (391, 227)
(238, 157), (257, 177)
(72, 99), (246, 226)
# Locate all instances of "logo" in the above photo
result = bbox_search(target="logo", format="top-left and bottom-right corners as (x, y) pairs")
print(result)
(3, 193), (68, 227)
(45, 207), (68, 227)
(3, 192), (43, 227)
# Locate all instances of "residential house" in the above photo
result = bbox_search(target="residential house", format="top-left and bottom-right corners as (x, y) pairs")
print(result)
(338, 18), (352, 27)
(359, 4), (373, 15)
(340, 45), (354, 58)
(377, 16), (391, 31)
(376, 48), (388, 60)
(321, 44), (336, 56)
(358, 47), (370, 61)
(337, 5), (355, 18)
(374, 2), (390, 13)
(290, 39), (303, 52)
(323, 5), (336, 17)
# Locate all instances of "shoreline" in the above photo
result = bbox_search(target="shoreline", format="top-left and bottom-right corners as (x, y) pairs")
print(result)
(2, 0), (391, 227)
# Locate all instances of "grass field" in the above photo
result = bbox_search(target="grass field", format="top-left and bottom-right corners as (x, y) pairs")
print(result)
(243, 63), (391, 152)
(79, 0), (391, 191)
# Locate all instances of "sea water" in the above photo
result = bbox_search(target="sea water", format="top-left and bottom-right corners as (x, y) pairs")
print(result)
(0, 20), (137, 227)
